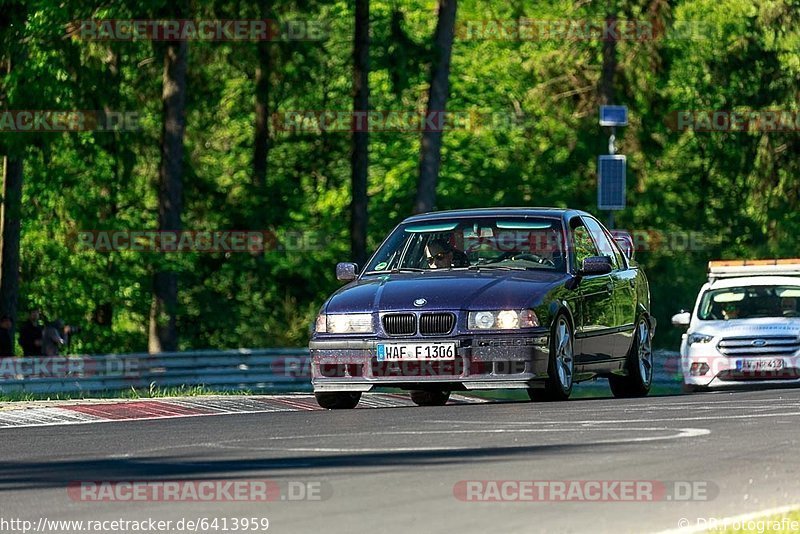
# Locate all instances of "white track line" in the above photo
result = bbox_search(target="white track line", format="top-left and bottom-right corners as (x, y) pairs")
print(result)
(212, 427), (710, 453)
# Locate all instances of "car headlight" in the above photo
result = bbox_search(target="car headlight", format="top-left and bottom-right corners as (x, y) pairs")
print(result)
(687, 333), (714, 345)
(316, 313), (373, 334)
(468, 309), (539, 330)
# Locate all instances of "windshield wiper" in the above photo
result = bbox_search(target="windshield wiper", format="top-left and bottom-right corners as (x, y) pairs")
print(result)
(467, 265), (528, 271)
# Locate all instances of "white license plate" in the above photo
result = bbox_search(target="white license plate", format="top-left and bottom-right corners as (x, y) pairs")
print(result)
(376, 343), (456, 361)
(736, 358), (784, 371)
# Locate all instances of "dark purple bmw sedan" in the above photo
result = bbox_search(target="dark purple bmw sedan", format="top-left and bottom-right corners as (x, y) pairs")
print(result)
(310, 208), (654, 409)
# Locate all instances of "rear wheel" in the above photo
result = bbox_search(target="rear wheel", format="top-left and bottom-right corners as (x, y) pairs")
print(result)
(314, 392), (361, 409)
(609, 317), (653, 398)
(409, 390), (451, 406)
(529, 313), (574, 402)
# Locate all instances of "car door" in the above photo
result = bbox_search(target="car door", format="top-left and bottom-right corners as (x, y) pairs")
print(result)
(582, 216), (635, 359)
(569, 217), (616, 361)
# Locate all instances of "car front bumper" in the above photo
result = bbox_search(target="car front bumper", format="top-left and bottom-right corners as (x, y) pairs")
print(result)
(309, 333), (551, 392)
(681, 348), (800, 388)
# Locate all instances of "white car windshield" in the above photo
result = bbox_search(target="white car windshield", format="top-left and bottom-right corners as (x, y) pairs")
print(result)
(697, 285), (800, 320)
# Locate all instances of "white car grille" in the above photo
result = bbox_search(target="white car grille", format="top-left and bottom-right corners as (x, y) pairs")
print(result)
(717, 336), (800, 357)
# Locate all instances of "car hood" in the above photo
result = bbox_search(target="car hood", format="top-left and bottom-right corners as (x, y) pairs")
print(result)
(325, 270), (570, 313)
(691, 317), (800, 338)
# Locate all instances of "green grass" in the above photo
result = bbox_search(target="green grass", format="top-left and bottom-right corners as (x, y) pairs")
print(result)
(0, 385), (252, 403)
(707, 509), (800, 533)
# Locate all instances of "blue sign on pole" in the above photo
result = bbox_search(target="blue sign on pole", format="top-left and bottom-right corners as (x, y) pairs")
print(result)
(598, 155), (626, 210)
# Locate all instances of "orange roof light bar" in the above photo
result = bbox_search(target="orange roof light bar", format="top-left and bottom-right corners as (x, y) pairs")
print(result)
(708, 259), (800, 281)
(709, 259), (800, 267)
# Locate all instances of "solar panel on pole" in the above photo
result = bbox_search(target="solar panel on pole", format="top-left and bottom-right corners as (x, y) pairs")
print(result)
(598, 155), (626, 210)
(599, 105), (628, 127)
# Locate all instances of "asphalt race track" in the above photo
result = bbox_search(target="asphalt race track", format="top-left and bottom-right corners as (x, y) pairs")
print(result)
(2, 389), (800, 534)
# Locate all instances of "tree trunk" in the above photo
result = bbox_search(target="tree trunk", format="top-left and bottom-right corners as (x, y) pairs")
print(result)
(350, 0), (370, 267)
(413, 0), (457, 215)
(149, 40), (187, 353)
(0, 11), (25, 341)
(253, 40), (271, 230)
(0, 156), (22, 338)
(600, 14), (617, 106)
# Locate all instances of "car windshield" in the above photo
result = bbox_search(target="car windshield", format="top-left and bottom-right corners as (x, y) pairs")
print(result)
(364, 217), (567, 273)
(697, 285), (800, 320)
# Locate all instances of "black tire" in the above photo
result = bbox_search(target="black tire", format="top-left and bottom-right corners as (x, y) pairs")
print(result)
(314, 391), (361, 409)
(528, 312), (574, 402)
(409, 390), (451, 406)
(609, 316), (653, 398)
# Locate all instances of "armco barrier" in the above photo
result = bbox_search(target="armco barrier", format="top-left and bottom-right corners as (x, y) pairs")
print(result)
(0, 349), (682, 395)
(0, 348), (313, 395)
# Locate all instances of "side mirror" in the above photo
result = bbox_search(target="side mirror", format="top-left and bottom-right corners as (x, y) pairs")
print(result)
(611, 231), (635, 261)
(671, 311), (691, 328)
(336, 262), (359, 282)
(578, 256), (613, 275)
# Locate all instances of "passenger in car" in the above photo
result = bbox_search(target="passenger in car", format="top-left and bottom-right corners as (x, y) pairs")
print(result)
(722, 303), (740, 320)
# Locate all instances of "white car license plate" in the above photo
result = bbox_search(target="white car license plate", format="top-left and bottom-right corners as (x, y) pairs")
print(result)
(376, 343), (456, 361)
(736, 358), (784, 371)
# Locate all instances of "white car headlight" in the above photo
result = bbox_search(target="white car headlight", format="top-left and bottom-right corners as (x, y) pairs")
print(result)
(469, 309), (539, 330)
(319, 313), (373, 334)
(687, 333), (714, 345)
(472, 311), (495, 329)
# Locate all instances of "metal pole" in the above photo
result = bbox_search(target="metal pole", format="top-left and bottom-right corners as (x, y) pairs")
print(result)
(607, 125), (616, 229)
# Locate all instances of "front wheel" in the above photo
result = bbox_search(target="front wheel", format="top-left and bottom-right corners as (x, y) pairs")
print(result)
(609, 317), (653, 398)
(409, 390), (451, 406)
(315, 391), (361, 409)
(529, 313), (574, 402)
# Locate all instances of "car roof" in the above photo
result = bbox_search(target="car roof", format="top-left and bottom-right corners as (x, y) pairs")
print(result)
(709, 276), (800, 289)
(402, 207), (589, 223)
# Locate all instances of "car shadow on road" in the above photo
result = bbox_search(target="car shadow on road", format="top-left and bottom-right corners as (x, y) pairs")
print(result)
(0, 438), (633, 492)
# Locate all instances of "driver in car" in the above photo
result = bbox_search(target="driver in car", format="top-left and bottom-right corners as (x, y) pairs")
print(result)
(425, 239), (468, 269)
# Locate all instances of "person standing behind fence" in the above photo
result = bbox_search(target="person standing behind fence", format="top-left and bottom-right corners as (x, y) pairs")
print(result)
(19, 309), (43, 356)
(42, 319), (66, 357)
(0, 316), (14, 357)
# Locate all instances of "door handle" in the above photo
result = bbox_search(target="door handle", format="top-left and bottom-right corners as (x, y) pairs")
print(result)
(629, 279), (636, 288)
(606, 282), (614, 292)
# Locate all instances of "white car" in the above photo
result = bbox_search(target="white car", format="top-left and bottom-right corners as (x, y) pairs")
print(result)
(672, 260), (800, 391)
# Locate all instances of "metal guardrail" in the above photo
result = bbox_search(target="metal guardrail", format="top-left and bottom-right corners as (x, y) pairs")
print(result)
(0, 349), (313, 395)
(0, 348), (683, 395)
